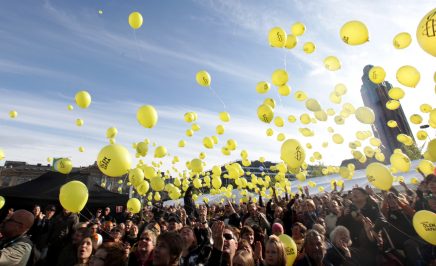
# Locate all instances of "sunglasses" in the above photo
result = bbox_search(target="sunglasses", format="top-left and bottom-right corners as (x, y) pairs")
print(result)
(223, 233), (234, 241)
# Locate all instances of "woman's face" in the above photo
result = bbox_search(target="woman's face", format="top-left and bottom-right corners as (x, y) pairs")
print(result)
(78, 237), (93, 261)
(89, 248), (107, 266)
(265, 242), (279, 266)
(352, 189), (367, 204)
(138, 233), (155, 253)
(334, 230), (351, 247)
(241, 232), (254, 245)
(292, 226), (303, 239)
(153, 239), (171, 266)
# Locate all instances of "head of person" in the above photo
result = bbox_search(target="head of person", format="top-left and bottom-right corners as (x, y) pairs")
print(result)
(159, 221), (168, 233)
(168, 215), (182, 232)
(237, 239), (253, 255)
(180, 226), (197, 250)
(303, 199), (316, 213)
(110, 228), (124, 242)
(330, 225), (352, 248)
(329, 200), (341, 215)
(240, 226), (255, 245)
(146, 221), (161, 236)
(224, 202), (233, 215)
(89, 223), (99, 235)
(96, 208), (102, 217)
(274, 206), (283, 219)
(104, 207), (111, 216)
(63, 208), (72, 216)
(303, 230), (327, 263)
(125, 219), (132, 230)
(44, 205), (56, 219)
(32, 205), (41, 217)
(351, 187), (369, 205)
(89, 242), (127, 266)
(272, 223), (284, 236)
(222, 226), (239, 259)
(291, 222), (307, 240)
(130, 224), (139, 237)
(73, 227), (92, 246)
(137, 230), (156, 255)
(0, 209), (34, 238)
(103, 221), (114, 232)
(233, 250), (255, 266)
(153, 232), (184, 266)
(312, 223), (326, 236)
(265, 235), (286, 266)
(247, 202), (257, 217)
(77, 231), (94, 264)
(426, 174), (436, 194)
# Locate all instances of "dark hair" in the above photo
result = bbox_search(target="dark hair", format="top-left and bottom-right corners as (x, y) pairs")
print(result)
(97, 242), (127, 266)
(352, 187), (368, 196)
(156, 232), (184, 263)
(425, 174), (436, 183)
(240, 226), (254, 237)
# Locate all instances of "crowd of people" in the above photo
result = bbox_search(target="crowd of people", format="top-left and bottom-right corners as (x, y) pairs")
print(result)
(0, 174), (435, 266)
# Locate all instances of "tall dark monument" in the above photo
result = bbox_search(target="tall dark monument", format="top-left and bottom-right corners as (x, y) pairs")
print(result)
(360, 65), (415, 159)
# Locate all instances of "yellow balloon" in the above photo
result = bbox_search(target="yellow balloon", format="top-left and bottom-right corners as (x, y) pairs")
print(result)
(136, 105), (158, 128)
(265, 128), (274, 137)
(428, 139), (436, 160)
(55, 158), (73, 175)
(154, 192), (161, 201)
(417, 130), (428, 140)
(294, 91), (307, 101)
(191, 123), (200, 132)
(420, 104), (433, 113)
(303, 42), (316, 54)
(128, 12), (143, 30)
(256, 81), (271, 94)
(154, 146), (167, 158)
(410, 114), (423, 125)
(285, 34), (298, 49)
(396, 65), (420, 88)
(364, 146), (375, 158)
(75, 119), (84, 127)
(393, 32), (412, 49)
(390, 152), (411, 172)
(184, 112), (195, 123)
(227, 139), (238, 150)
(368, 66), (386, 84)
(314, 110), (327, 122)
(8, 110), (17, 119)
(191, 158), (203, 173)
(272, 69), (289, 86)
(216, 124), (225, 135)
(278, 234), (298, 266)
(219, 111), (230, 122)
(59, 181), (88, 213)
(75, 91), (91, 109)
(278, 85), (291, 96)
(106, 127), (118, 139)
(129, 168), (144, 187)
(291, 22), (306, 36)
(387, 120), (398, 128)
(0, 196), (4, 209)
(127, 198), (141, 214)
(287, 115), (296, 123)
(355, 106), (375, 124)
(334, 115), (345, 125)
(329, 92), (342, 104)
(277, 133), (286, 142)
(67, 104), (74, 111)
(416, 8), (436, 57)
(334, 83), (347, 96)
(274, 116), (284, 127)
(97, 144), (132, 177)
(413, 210), (436, 245)
(430, 108), (436, 125)
(150, 176), (165, 191)
(417, 160), (435, 176)
(203, 137), (214, 149)
(332, 134), (344, 144)
(196, 70), (211, 87)
(281, 139), (305, 168)
(324, 56), (341, 71)
(386, 100), (400, 110)
(366, 162), (393, 191)
(305, 98), (321, 112)
(186, 129), (194, 137)
(340, 20), (369, 45)
(257, 104), (274, 123)
(268, 27), (287, 48)
(211, 136), (218, 144)
(178, 140), (186, 148)
(388, 87), (405, 100)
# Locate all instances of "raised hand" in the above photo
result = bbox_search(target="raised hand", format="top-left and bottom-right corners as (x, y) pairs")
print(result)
(254, 241), (263, 261)
(211, 221), (224, 251)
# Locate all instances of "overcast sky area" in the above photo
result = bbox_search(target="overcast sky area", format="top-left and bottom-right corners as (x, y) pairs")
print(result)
(0, 0), (435, 173)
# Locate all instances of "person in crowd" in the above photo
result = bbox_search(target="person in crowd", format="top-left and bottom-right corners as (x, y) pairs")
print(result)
(325, 225), (358, 265)
(76, 233), (94, 266)
(209, 221), (239, 266)
(240, 225), (255, 247)
(236, 239), (253, 255)
(32, 204), (56, 259)
(291, 222), (306, 260)
(88, 222), (103, 248)
(244, 202), (270, 234)
(180, 225), (212, 266)
(124, 224), (139, 246)
(46, 207), (79, 265)
(153, 231), (184, 266)
(109, 227), (124, 243)
(219, 200), (242, 228)
(167, 215), (182, 232)
(57, 227), (92, 266)
(325, 200), (342, 234)
(0, 209), (35, 265)
(264, 235), (287, 266)
(128, 230), (156, 266)
(232, 250), (255, 266)
(101, 207), (115, 223)
(101, 221), (114, 241)
(295, 229), (333, 266)
(90, 242), (127, 266)
(29, 204), (43, 239)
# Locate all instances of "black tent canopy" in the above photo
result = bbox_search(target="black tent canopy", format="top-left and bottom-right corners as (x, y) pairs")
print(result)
(0, 171), (128, 214)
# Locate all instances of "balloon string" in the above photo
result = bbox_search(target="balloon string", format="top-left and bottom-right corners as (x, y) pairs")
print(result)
(132, 29), (144, 62)
(209, 85), (226, 109)
(283, 49), (288, 71)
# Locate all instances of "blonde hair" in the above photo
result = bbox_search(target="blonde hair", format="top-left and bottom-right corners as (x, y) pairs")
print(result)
(265, 235), (286, 266)
(233, 250), (255, 266)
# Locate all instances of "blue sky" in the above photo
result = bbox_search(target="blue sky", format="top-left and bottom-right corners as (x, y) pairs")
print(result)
(0, 0), (435, 173)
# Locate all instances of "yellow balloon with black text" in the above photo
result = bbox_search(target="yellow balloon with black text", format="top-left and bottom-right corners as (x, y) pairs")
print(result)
(416, 8), (436, 57)
(97, 144), (132, 177)
(268, 27), (287, 48)
(396, 65), (420, 88)
(127, 198), (141, 214)
(256, 81), (270, 94)
(128, 12), (143, 29)
(393, 32), (412, 49)
(278, 234), (298, 266)
(281, 139), (305, 168)
(257, 104), (274, 123)
(366, 162), (393, 190)
(340, 21), (369, 45)
(413, 210), (436, 245)
(75, 91), (91, 109)
(137, 105), (158, 128)
(368, 66), (386, 84)
(196, 70), (211, 87)
(59, 181), (88, 213)
(56, 158), (73, 174)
